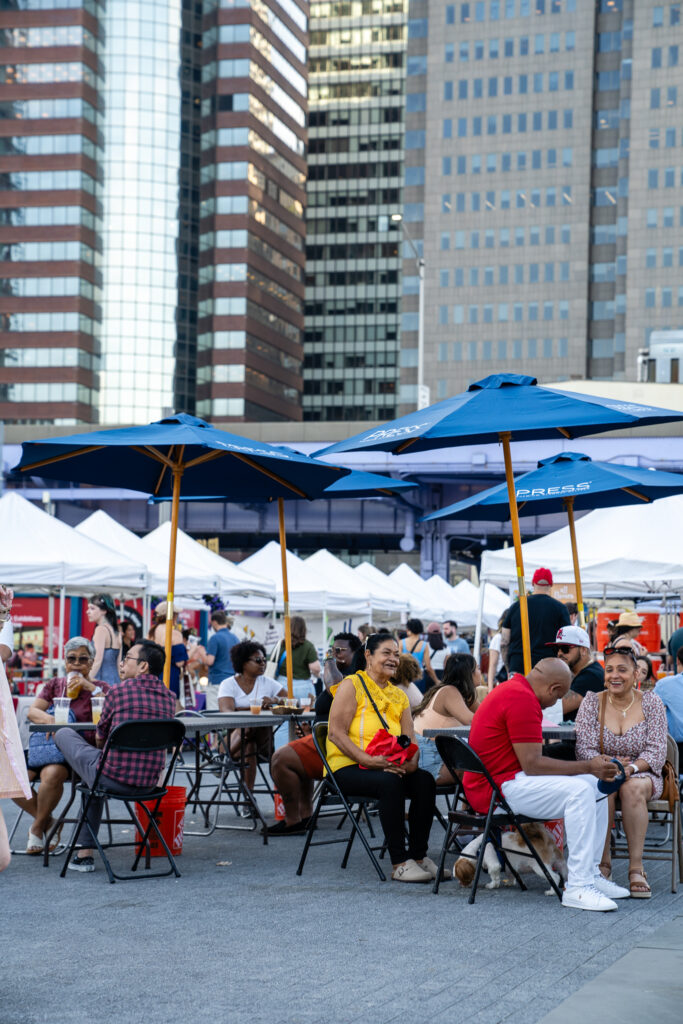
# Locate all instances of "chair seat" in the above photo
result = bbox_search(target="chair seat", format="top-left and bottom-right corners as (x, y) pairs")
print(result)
(646, 799), (673, 812)
(77, 781), (167, 802)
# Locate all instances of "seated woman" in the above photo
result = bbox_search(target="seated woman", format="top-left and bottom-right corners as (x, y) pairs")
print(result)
(218, 641), (287, 792)
(327, 632), (437, 883)
(12, 636), (109, 855)
(575, 642), (668, 898)
(413, 653), (481, 784)
(392, 653), (424, 709)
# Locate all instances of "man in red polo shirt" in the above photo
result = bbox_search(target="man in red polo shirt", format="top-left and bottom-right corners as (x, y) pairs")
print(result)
(464, 658), (628, 912)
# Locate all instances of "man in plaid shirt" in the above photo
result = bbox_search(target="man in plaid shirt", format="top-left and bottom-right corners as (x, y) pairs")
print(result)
(55, 640), (176, 873)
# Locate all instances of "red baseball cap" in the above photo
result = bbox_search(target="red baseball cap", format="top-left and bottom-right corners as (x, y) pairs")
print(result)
(532, 567), (553, 586)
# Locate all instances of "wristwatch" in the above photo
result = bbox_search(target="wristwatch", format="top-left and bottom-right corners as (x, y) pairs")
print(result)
(628, 763), (639, 776)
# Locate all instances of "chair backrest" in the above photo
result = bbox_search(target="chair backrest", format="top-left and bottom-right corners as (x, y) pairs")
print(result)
(106, 719), (185, 753)
(666, 733), (679, 776)
(435, 734), (501, 795)
(311, 721), (330, 769)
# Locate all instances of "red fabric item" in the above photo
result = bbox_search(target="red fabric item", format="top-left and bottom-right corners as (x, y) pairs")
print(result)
(360, 729), (418, 768)
(532, 567), (553, 586)
(289, 734), (324, 778)
(463, 674), (543, 813)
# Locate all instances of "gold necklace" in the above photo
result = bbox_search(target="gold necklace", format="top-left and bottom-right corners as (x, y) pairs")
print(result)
(608, 691), (635, 718)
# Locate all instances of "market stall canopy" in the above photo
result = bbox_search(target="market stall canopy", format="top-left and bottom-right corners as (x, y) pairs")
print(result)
(480, 493), (683, 595)
(304, 549), (408, 614)
(386, 563), (445, 620)
(144, 522), (274, 599)
(0, 491), (147, 592)
(424, 575), (509, 630)
(76, 510), (212, 596)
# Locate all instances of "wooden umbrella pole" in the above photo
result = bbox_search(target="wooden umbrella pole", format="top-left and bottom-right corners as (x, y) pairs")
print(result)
(277, 497), (294, 699)
(163, 461), (183, 689)
(564, 496), (585, 628)
(500, 432), (531, 675)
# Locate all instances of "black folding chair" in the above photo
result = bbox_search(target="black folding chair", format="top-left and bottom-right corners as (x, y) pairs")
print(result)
(60, 719), (186, 884)
(296, 722), (388, 881)
(433, 735), (564, 903)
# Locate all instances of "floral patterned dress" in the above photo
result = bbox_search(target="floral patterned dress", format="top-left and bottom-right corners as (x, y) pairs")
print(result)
(575, 689), (668, 799)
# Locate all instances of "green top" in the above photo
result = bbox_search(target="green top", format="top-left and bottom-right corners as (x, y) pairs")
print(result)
(276, 639), (318, 680)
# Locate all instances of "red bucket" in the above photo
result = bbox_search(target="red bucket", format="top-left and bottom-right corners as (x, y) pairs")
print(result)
(135, 785), (186, 858)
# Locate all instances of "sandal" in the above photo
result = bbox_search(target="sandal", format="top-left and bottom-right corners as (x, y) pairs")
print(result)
(628, 868), (651, 899)
(599, 861), (612, 880)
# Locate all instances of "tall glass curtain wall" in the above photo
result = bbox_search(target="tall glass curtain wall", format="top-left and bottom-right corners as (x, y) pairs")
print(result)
(303, 0), (407, 422)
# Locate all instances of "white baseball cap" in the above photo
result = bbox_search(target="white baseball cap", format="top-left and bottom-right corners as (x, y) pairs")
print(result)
(545, 625), (590, 649)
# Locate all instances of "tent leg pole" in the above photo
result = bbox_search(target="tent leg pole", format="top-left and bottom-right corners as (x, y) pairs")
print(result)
(564, 497), (585, 628)
(500, 432), (530, 675)
(278, 498), (294, 700)
(164, 465), (183, 690)
(474, 579), (486, 665)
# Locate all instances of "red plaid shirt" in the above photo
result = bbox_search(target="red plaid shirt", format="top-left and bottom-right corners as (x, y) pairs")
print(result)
(95, 674), (176, 788)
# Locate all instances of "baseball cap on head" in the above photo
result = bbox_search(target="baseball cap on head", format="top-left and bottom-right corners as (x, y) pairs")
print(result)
(545, 625), (590, 649)
(426, 622), (441, 633)
(532, 567), (553, 587)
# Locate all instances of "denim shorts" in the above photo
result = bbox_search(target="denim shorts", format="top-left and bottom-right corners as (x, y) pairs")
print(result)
(415, 733), (443, 780)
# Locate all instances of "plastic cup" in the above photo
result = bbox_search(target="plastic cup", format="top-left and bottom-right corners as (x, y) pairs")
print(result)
(249, 697), (262, 715)
(91, 696), (105, 725)
(285, 697), (298, 709)
(53, 697), (71, 724)
(66, 671), (83, 699)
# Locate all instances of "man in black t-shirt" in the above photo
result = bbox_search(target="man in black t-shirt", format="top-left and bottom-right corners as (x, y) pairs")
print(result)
(545, 625), (605, 722)
(501, 567), (570, 673)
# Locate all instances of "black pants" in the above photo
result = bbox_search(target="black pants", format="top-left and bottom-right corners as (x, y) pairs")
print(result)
(333, 765), (436, 864)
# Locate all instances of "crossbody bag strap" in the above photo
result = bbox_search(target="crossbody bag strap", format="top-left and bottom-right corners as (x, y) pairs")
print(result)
(599, 690), (606, 755)
(409, 638), (421, 655)
(355, 672), (390, 732)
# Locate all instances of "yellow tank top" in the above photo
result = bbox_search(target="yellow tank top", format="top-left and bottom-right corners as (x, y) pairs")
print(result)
(326, 670), (410, 773)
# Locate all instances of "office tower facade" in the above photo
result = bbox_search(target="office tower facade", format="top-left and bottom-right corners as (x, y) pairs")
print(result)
(0, 0), (105, 425)
(197, 0), (307, 423)
(1, 0), (307, 427)
(303, 0), (406, 422)
(401, 0), (682, 412)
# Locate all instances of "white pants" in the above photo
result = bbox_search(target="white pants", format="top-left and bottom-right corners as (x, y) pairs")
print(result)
(501, 772), (607, 890)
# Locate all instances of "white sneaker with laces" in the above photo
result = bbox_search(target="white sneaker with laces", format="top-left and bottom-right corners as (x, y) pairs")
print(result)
(561, 884), (618, 912)
(392, 858), (432, 883)
(593, 874), (630, 900)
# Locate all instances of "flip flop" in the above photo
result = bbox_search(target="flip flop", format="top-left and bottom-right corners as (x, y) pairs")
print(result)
(628, 868), (651, 898)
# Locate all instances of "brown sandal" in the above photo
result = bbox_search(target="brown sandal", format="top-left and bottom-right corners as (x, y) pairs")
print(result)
(599, 861), (612, 880)
(628, 868), (651, 898)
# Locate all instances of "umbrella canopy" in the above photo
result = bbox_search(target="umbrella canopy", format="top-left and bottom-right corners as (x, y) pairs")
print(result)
(316, 374), (683, 456)
(316, 374), (683, 673)
(76, 510), (211, 596)
(15, 413), (348, 690)
(422, 452), (683, 521)
(423, 452), (683, 628)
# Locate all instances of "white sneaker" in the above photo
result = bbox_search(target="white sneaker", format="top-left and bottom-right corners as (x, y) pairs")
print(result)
(593, 874), (630, 900)
(392, 858), (432, 883)
(562, 884), (618, 912)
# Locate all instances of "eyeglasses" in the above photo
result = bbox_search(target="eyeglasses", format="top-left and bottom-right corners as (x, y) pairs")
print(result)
(65, 654), (90, 664)
(122, 654), (141, 664)
(332, 646), (349, 654)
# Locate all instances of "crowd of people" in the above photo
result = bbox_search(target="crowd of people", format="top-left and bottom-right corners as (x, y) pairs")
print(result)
(1, 576), (682, 907)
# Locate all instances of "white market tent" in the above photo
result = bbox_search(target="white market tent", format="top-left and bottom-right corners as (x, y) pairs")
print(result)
(424, 575), (507, 630)
(76, 510), (210, 596)
(480, 493), (683, 597)
(144, 522), (274, 601)
(1, 492), (147, 592)
(305, 549), (408, 614)
(386, 563), (445, 620)
(239, 541), (367, 613)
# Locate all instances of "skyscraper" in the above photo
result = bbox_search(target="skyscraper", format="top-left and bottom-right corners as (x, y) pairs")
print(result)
(303, 0), (407, 421)
(401, 0), (683, 412)
(0, 0), (307, 426)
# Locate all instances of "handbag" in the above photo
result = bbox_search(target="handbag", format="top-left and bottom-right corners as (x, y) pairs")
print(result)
(27, 705), (76, 769)
(661, 758), (680, 811)
(355, 673), (418, 769)
(265, 640), (285, 680)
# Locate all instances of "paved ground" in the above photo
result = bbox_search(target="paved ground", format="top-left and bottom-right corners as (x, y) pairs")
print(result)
(3, 793), (683, 1024)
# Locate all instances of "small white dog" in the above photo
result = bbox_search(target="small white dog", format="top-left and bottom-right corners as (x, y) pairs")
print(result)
(453, 823), (568, 895)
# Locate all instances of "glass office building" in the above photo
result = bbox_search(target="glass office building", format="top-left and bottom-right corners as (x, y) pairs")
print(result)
(0, 0), (105, 424)
(401, 0), (683, 411)
(303, 0), (407, 421)
(0, 0), (306, 425)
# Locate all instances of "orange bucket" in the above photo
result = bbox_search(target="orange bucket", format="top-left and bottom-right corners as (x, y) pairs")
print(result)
(135, 785), (186, 858)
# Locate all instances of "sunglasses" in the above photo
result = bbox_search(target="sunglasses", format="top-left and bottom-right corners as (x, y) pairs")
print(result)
(602, 644), (638, 664)
(249, 656), (267, 664)
(555, 645), (576, 655)
(65, 654), (91, 664)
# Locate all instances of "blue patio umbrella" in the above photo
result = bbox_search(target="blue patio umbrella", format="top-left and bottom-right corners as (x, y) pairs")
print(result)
(317, 374), (683, 672)
(15, 413), (351, 692)
(422, 452), (683, 628)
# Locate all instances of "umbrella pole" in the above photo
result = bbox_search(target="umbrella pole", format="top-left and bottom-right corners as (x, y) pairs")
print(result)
(564, 497), (585, 628)
(58, 585), (66, 673)
(163, 467), (182, 690)
(500, 432), (531, 675)
(277, 498), (294, 699)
